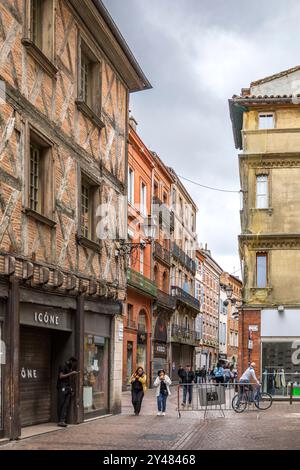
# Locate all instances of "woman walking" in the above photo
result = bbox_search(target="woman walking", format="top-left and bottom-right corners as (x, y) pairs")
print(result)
(154, 369), (172, 416)
(129, 367), (147, 415)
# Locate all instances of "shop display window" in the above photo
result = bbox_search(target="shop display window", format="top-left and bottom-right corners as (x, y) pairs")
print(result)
(84, 335), (109, 414)
(262, 341), (300, 397)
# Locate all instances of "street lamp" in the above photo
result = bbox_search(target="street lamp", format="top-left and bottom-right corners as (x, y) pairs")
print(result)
(117, 215), (157, 258)
(225, 285), (233, 300)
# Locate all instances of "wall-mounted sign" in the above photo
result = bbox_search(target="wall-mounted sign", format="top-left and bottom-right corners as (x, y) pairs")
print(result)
(118, 323), (124, 341)
(248, 340), (253, 350)
(249, 325), (258, 332)
(21, 304), (72, 331)
(154, 342), (167, 357)
(21, 367), (38, 380)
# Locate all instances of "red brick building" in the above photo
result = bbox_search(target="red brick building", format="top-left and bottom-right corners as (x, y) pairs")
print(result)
(123, 117), (155, 388)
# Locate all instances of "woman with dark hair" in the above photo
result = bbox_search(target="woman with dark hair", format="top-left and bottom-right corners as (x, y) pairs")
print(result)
(129, 366), (147, 415)
(154, 369), (172, 416)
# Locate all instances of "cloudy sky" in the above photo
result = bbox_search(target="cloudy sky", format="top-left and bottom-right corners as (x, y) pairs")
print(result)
(103, 0), (300, 275)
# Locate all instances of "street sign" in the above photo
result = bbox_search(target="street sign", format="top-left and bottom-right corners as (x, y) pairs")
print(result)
(249, 325), (258, 332)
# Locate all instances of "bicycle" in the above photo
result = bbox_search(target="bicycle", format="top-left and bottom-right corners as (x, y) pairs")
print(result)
(232, 383), (273, 413)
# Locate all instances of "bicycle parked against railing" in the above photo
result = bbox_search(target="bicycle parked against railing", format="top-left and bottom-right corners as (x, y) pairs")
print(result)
(232, 383), (273, 413)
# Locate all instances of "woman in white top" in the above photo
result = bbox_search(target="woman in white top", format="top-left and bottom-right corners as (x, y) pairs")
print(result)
(154, 369), (172, 416)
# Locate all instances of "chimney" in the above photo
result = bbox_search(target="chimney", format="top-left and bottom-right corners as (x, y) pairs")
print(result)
(129, 114), (138, 131)
(241, 87), (250, 97)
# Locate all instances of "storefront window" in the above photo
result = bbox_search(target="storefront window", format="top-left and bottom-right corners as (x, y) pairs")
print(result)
(262, 341), (300, 397)
(84, 335), (109, 415)
(137, 311), (147, 371)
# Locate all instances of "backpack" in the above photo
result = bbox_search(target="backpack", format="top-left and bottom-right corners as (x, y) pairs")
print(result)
(214, 367), (223, 378)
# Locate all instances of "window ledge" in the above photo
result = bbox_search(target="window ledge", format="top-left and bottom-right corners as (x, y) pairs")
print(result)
(76, 234), (101, 252)
(21, 38), (58, 78)
(250, 207), (273, 215)
(250, 287), (273, 293)
(24, 208), (56, 228)
(75, 100), (105, 130)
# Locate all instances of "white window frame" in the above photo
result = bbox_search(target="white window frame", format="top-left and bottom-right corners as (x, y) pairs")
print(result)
(140, 247), (144, 275)
(128, 167), (134, 205)
(258, 112), (275, 130)
(140, 181), (147, 217)
(256, 175), (268, 209)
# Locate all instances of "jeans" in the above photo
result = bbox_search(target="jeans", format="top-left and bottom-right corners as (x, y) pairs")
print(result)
(157, 393), (168, 412)
(215, 376), (224, 384)
(239, 379), (252, 400)
(57, 389), (71, 423)
(132, 390), (144, 414)
(182, 384), (193, 404)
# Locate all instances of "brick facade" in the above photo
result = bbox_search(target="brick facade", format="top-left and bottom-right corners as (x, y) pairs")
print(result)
(238, 309), (261, 377)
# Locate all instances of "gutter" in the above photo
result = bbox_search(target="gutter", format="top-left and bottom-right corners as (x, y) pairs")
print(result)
(92, 0), (152, 91)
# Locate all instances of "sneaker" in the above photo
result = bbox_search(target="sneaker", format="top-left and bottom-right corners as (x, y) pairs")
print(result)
(57, 422), (67, 427)
(162, 412), (166, 416)
(157, 411), (162, 416)
(181, 403), (186, 407)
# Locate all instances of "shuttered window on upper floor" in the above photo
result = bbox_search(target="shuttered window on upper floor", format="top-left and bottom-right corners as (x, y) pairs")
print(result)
(256, 175), (268, 209)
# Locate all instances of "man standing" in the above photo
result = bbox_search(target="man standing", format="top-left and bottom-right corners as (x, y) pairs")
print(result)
(177, 365), (184, 383)
(181, 364), (195, 408)
(57, 357), (79, 427)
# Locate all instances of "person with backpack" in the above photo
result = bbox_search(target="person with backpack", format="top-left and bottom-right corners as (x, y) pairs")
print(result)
(214, 362), (225, 384)
(154, 369), (172, 416)
(180, 364), (195, 407)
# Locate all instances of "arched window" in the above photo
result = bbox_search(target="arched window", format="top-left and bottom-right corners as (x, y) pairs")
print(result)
(138, 310), (147, 333)
(162, 271), (168, 292)
(154, 265), (159, 286)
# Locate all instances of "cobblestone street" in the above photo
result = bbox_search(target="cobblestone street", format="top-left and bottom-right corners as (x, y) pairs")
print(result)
(1, 388), (300, 451)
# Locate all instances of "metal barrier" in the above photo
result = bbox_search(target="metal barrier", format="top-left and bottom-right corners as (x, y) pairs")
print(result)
(176, 382), (272, 419)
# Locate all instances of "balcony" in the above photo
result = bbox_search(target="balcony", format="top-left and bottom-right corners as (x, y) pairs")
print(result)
(171, 285), (200, 312)
(126, 319), (136, 330)
(152, 197), (175, 233)
(157, 289), (176, 311)
(127, 268), (157, 298)
(154, 241), (171, 266)
(171, 242), (196, 274)
(170, 323), (199, 346)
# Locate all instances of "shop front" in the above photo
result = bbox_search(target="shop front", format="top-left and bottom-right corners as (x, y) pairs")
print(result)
(84, 312), (111, 418)
(19, 304), (73, 427)
(153, 313), (168, 377)
(261, 308), (300, 398)
(170, 343), (195, 381)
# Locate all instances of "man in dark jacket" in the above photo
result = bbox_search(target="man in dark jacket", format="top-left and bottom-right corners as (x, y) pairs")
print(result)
(181, 365), (195, 407)
(177, 365), (184, 383)
(57, 357), (79, 427)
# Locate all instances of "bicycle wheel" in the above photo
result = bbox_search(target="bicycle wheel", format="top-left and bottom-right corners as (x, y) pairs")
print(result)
(254, 392), (273, 410)
(232, 394), (247, 413)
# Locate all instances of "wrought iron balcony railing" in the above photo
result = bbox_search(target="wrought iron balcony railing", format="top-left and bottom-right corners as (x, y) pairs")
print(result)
(157, 289), (176, 310)
(127, 268), (157, 298)
(171, 285), (200, 312)
(126, 319), (136, 329)
(171, 243), (196, 274)
(170, 323), (200, 345)
(152, 197), (175, 233)
(154, 241), (171, 266)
